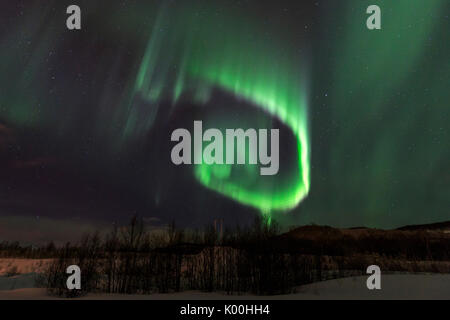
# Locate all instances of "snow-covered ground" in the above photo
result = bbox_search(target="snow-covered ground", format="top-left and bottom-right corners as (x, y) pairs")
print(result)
(0, 274), (448, 300)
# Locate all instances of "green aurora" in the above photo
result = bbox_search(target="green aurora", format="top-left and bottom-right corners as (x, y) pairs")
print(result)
(132, 4), (310, 218)
(0, 0), (448, 228)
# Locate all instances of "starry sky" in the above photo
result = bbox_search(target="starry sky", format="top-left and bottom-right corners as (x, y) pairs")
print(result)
(0, 0), (448, 242)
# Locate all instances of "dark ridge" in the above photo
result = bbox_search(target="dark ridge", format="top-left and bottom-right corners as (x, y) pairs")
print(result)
(281, 225), (343, 240)
(396, 221), (450, 231)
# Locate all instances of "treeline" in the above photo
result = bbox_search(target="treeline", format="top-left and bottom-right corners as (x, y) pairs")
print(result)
(39, 216), (321, 297)
(0, 241), (57, 259)
(3, 216), (449, 297)
(276, 227), (450, 261)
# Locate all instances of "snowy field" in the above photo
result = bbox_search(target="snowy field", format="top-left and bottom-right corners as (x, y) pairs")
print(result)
(0, 273), (448, 300)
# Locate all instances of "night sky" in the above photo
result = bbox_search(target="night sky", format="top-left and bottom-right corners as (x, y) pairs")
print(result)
(0, 0), (448, 242)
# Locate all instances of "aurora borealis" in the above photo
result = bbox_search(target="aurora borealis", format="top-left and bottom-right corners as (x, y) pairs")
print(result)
(132, 3), (309, 217)
(0, 0), (448, 238)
